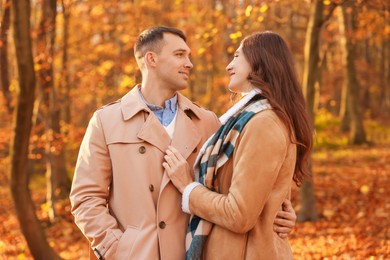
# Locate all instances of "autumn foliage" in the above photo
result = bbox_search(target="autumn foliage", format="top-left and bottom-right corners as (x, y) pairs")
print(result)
(0, 0), (389, 258)
(1, 141), (389, 258)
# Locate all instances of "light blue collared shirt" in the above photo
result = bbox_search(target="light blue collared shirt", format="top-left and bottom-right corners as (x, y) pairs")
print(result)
(138, 88), (178, 126)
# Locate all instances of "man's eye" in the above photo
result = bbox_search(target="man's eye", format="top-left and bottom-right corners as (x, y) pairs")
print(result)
(176, 53), (183, 57)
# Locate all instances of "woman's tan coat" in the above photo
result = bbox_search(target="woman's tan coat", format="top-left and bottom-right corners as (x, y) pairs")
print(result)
(69, 86), (220, 259)
(189, 110), (296, 259)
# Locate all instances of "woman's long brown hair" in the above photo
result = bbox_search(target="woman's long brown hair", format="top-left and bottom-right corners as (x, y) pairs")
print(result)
(242, 31), (313, 186)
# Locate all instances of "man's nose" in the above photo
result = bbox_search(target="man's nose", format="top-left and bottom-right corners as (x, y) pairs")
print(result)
(185, 57), (193, 69)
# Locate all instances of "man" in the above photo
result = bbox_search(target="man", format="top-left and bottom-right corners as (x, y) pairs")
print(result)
(70, 26), (295, 260)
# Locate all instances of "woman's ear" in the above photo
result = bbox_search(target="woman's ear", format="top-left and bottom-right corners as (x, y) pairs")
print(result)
(145, 52), (157, 67)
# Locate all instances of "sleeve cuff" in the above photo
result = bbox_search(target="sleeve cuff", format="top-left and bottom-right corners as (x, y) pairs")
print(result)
(182, 182), (202, 214)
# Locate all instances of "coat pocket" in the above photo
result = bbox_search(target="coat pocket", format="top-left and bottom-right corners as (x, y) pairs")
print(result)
(114, 225), (140, 259)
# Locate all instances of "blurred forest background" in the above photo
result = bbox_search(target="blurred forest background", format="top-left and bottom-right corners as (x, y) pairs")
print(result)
(1, 0), (389, 259)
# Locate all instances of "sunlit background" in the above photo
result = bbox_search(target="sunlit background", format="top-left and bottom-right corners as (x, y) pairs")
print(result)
(0, 0), (389, 258)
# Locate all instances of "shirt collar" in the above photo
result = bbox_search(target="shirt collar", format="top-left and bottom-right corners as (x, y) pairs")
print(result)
(138, 86), (177, 112)
(120, 85), (202, 121)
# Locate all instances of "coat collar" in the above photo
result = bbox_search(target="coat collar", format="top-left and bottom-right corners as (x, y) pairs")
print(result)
(121, 85), (202, 121)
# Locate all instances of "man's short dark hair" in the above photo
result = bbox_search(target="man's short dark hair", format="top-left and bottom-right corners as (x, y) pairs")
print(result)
(134, 26), (187, 59)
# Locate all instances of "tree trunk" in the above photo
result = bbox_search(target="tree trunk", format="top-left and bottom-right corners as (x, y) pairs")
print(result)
(338, 4), (366, 145)
(0, 0), (12, 113)
(37, 0), (70, 221)
(298, 159), (318, 221)
(339, 80), (350, 132)
(37, 0), (56, 221)
(160, 0), (174, 26)
(380, 38), (390, 115)
(10, 0), (60, 258)
(338, 4), (352, 132)
(61, 0), (71, 124)
(299, 0), (324, 222)
(206, 71), (214, 111)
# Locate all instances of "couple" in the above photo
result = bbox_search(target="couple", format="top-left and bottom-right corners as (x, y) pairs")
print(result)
(69, 26), (312, 259)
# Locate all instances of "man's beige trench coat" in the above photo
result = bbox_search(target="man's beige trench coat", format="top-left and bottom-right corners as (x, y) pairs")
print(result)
(69, 86), (220, 259)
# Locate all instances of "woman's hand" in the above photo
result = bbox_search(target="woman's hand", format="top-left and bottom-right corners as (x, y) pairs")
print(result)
(163, 146), (194, 193)
(273, 199), (297, 238)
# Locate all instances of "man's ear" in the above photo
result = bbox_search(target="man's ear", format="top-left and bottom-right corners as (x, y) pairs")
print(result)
(144, 52), (157, 67)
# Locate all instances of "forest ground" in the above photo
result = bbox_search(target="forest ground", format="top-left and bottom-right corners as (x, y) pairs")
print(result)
(0, 134), (389, 259)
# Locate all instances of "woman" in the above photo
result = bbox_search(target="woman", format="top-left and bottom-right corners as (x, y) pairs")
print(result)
(163, 31), (312, 259)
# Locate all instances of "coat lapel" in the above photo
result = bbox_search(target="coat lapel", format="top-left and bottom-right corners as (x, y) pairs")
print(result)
(121, 85), (171, 153)
(137, 113), (171, 153)
(171, 108), (201, 159)
(159, 107), (201, 193)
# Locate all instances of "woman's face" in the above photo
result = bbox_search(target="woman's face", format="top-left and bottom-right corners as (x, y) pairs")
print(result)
(226, 45), (252, 93)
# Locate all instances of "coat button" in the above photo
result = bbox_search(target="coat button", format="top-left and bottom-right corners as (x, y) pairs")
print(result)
(192, 147), (198, 153)
(149, 184), (154, 192)
(139, 146), (146, 154)
(159, 221), (166, 229)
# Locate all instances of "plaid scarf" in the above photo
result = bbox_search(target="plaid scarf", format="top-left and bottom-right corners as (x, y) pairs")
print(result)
(185, 90), (271, 260)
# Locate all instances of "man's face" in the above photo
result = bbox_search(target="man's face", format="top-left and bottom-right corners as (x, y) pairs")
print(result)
(154, 33), (193, 91)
